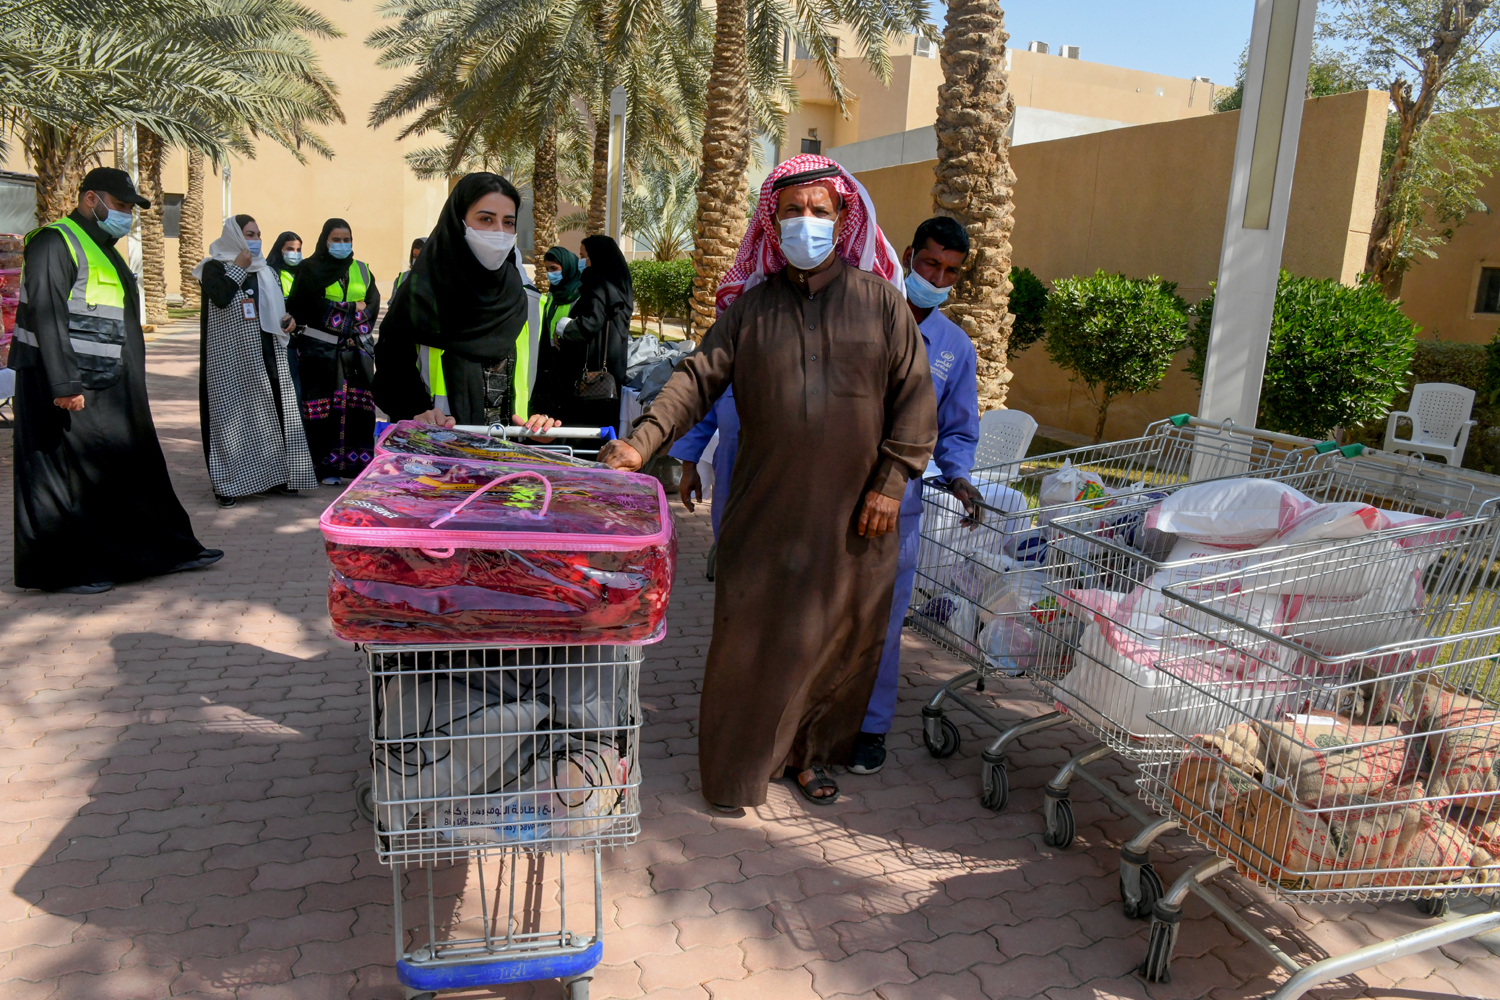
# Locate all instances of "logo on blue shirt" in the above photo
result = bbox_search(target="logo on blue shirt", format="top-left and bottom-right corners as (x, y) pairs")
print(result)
(931, 350), (955, 381)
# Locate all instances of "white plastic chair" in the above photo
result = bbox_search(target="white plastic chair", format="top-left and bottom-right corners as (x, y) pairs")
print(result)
(970, 409), (1038, 482)
(1384, 382), (1477, 466)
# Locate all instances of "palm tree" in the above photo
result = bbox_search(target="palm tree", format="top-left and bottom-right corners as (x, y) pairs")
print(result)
(137, 127), (168, 324)
(684, 0), (931, 337)
(178, 153), (205, 310)
(623, 164), (698, 260)
(932, 0), (1016, 411)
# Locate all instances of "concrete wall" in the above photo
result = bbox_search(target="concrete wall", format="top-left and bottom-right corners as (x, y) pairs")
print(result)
(1399, 165), (1500, 344)
(854, 90), (1390, 441)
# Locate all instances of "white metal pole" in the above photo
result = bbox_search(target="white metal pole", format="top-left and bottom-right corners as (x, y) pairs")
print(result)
(1196, 0), (1319, 430)
(605, 86), (627, 247)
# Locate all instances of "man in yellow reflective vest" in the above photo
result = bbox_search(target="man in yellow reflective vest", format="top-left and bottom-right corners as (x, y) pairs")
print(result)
(11, 167), (221, 594)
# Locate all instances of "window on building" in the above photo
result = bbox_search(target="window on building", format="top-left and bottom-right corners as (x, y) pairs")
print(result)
(1477, 267), (1500, 314)
(794, 36), (837, 60)
(800, 138), (822, 154)
(915, 36), (936, 59)
(0, 170), (37, 235)
(162, 193), (184, 239)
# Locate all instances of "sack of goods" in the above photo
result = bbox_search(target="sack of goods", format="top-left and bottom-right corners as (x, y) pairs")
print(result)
(321, 453), (676, 643)
(377, 419), (598, 468)
(1167, 708), (1500, 892)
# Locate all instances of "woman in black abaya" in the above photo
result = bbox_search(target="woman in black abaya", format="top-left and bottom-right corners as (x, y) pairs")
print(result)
(374, 172), (556, 434)
(540, 234), (633, 428)
(285, 219), (380, 483)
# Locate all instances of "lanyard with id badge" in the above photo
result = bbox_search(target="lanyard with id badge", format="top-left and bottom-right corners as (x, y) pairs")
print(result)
(242, 282), (258, 321)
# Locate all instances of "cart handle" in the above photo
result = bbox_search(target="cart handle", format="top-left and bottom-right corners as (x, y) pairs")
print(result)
(426, 470), (553, 538)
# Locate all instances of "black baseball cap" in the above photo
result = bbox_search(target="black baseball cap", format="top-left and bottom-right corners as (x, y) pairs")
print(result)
(79, 167), (150, 209)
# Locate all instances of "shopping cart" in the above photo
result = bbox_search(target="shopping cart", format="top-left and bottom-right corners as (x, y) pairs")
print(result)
(1027, 446), (1500, 918)
(353, 642), (642, 1000)
(908, 414), (1330, 780)
(1130, 516), (1500, 998)
(455, 424), (616, 462)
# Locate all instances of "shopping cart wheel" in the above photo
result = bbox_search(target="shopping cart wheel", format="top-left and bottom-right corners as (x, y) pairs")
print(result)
(923, 715), (960, 759)
(562, 974), (591, 1000)
(354, 776), (375, 825)
(980, 759), (1009, 811)
(403, 990), (436, 1000)
(1121, 863), (1163, 920)
(1415, 896), (1450, 918)
(1043, 796), (1075, 849)
(1139, 902), (1181, 983)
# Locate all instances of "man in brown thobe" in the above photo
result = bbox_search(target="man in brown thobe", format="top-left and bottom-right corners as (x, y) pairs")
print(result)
(601, 156), (937, 808)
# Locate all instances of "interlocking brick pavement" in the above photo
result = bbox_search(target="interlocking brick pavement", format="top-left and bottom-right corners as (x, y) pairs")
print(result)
(1, 322), (1499, 998)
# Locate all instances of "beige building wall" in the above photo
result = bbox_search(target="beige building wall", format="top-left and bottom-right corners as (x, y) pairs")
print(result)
(1398, 165), (1500, 344)
(854, 90), (1390, 441)
(782, 39), (1217, 165)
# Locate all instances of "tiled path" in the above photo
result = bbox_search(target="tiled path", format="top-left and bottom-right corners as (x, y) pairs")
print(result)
(1, 323), (1498, 999)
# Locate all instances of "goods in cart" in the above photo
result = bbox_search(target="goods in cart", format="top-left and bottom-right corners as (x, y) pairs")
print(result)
(907, 414), (1332, 789)
(321, 454), (676, 644)
(377, 419), (598, 468)
(357, 642), (643, 999)
(1129, 518), (1500, 997)
(1019, 455), (1500, 918)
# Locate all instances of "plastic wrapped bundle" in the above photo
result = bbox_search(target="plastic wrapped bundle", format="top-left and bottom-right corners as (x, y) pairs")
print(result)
(322, 454), (676, 643)
(376, 419), (598, 468)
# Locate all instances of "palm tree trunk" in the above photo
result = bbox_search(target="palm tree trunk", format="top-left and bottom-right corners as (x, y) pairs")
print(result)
(532, 124), (559, 293)
(177, 152), (205, 311)
(25, 122), (100, 226)
(688, 0), (751, 340)
(587, 90), (610, 237)
(932, 0), (1017, 411)
(136, 127), (169, 326)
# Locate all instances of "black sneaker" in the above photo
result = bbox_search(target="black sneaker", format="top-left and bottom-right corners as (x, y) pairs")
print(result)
(848, 732), (886, 774)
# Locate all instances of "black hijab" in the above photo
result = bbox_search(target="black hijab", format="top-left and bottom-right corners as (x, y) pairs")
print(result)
(287, 218), (355, 320)
(389, 172), (528, 365)
(579, 234), (632, 309)
(266, 231), (301, 274)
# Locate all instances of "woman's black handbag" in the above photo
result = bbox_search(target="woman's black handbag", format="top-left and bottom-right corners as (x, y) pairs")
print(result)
(574, 312), (619, 401)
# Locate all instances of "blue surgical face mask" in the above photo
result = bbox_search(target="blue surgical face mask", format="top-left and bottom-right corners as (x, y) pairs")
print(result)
(328, 241), (353, 259)
(578, 259), (588, 271)
(778, 215), (836, 270)
(905, 266), (952, 309)
(92, 194), (133, 239)
(282, 251), (303, 266)
(245, 239), (263, 257)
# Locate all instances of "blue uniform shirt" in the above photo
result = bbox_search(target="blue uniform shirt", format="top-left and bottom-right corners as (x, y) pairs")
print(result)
(920, 306), (980, 487)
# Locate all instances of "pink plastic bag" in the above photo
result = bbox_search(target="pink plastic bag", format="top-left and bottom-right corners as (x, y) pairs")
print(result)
(321, 454), (676, 644)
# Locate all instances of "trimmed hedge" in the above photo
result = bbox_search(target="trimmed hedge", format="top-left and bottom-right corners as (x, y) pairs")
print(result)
(1007, 266), (1048, 353)
(629, 258), (694, 331)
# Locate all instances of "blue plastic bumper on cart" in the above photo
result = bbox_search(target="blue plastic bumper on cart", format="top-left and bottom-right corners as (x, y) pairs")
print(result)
(397, 939), (602, 991)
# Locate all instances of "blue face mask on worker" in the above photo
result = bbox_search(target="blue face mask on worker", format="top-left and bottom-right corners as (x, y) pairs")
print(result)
(778, 215), (837, 270)
(245, 239), (263, 257)
(91, 193), (134, 239)
(905, 266), (952, 309)
(328, 241), (353, 259)
(283, 251), (303, 266)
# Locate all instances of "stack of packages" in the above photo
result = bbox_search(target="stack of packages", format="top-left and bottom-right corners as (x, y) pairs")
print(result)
(322, 421), (676, 846)
(1048, 478), (1458, 739)
(1169, 684), (1500, 892)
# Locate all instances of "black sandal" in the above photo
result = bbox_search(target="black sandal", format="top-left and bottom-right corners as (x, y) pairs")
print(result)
(785, 765), (840, 806)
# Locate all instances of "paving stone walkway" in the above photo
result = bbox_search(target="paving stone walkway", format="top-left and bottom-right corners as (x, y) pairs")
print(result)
(1, 323), (1498, 999)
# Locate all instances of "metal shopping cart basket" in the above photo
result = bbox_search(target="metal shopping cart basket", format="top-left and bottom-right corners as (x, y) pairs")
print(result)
(1130, 514), (1500, 998)
(353, 642), (642, 1000)
(456, 424), (617, 463)
(1023, 446), (1500, 919)
(907, 414), (1331, 781)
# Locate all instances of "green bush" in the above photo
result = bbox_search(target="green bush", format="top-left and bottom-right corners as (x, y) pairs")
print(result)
(1044, 270), (1189, 442)
(1186, 272), (1417, 439)
(1007, 266), (1048, 353)
(628, 258), (695, 333)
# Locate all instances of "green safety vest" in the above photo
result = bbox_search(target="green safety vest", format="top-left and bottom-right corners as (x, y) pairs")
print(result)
(13, 215), (127, 364)
(394, 269), (410, 294)
(278, 269), (294, 297)
(418, 287), (542, 421)
(325, 260), (370, 303)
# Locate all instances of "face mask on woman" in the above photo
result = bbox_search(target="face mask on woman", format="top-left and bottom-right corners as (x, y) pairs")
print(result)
(282, 251), (303, 266)
(464, 226), (516, 270)
(245, 239), (263, 257)
(778, 216), (836, 270)
(545, 268), (562, 284)
(904, 267), (952, 309)
(328, 242), (353, 260)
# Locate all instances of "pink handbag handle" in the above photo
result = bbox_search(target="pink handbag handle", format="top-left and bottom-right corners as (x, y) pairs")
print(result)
(427, 470), (554, 531)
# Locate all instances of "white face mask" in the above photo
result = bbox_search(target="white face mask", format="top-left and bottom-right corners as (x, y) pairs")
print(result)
(464, 226), (516, 270)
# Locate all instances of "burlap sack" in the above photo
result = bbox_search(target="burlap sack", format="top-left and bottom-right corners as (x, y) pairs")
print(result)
(1369, 810), (1475, 889)
(1223, 786), (1415, 891)
(1256, 718), (1412, 803)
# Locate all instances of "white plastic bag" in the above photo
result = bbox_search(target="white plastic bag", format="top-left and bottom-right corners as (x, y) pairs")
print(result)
(1038, 461), (1113, 526)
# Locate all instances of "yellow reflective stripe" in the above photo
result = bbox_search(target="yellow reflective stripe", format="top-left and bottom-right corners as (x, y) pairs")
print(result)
(426, 346), (446, 397)
(513, 321), (530, 420)
(279, 270), (294, 296)
(324, 260), (370, 303)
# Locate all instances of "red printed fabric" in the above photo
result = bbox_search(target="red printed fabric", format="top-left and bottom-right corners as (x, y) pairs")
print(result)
(321, 454), (675, 643)
(376, 420), (597, 468)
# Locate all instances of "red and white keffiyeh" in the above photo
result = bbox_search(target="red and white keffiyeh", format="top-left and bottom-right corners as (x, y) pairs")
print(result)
(715, 153), (904, 315)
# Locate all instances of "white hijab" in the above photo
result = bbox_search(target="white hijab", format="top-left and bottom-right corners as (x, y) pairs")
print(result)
(192, 217), (288, 344)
